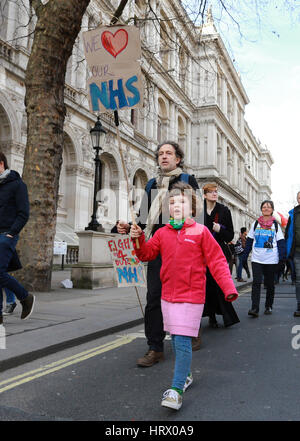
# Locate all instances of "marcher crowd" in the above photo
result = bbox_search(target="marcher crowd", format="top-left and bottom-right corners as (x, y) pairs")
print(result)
(1, 143), (299, 413)
(119, 142), (299, 411)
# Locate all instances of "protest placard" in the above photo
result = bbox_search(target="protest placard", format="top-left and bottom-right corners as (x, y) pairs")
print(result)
(83, 25), (143, 113)
(107, 235), (146, 288)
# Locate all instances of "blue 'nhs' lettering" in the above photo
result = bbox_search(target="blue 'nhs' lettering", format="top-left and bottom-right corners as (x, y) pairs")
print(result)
(90, 75), (140, 111)
(117, 266), (139, 284)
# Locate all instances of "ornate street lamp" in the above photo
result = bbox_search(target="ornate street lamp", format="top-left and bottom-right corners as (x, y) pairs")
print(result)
(85, 116), (107, 232)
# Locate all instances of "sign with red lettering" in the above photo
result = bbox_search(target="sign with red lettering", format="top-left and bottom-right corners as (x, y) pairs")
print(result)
(107, 235), (146, 287)
(82, 25), (143, 113)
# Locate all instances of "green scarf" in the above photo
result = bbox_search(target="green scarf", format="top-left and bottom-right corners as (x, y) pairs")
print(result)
(169, 217), (185, 230)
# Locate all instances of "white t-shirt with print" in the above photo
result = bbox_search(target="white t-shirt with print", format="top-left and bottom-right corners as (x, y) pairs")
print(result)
(247, 221), (284, 264)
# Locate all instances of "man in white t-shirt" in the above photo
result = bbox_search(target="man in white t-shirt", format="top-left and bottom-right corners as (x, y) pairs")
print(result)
(242, 200), (286, 317)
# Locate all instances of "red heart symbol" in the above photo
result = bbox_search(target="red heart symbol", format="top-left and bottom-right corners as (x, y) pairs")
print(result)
(101, 29), (128, 58)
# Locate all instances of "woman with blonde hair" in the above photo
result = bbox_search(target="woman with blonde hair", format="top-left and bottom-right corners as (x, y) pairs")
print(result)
(202, 182), (240, 328)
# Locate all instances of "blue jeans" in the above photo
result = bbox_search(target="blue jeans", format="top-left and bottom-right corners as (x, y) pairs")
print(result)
(171, 335), (192, 391)
(5, 288), (16, 304)
(0, 233), (28, 315)
(237, 254), (244, 279)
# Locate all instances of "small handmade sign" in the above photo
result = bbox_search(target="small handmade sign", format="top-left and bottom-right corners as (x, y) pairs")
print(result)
(107, 235), (146, 287)
(53, 241), (67, 255)
(83, 25), (143, 113)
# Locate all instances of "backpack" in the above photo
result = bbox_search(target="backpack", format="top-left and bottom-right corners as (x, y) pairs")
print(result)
(234, 239), (244, 255)
(145, 173), (190, 196)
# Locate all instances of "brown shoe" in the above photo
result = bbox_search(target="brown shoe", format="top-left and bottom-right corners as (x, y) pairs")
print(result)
(192, 329), (202, 351)
(137, 350), (164, 367)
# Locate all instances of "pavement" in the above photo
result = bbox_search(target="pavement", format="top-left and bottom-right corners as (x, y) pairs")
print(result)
(0, 270), (253, 372)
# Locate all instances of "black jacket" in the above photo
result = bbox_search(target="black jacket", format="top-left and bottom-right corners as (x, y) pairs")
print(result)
(137, 174), (199, 236)
(204, 201), (234, 262)
(0, 170), (29, 236)
(203, 201), (239, 326)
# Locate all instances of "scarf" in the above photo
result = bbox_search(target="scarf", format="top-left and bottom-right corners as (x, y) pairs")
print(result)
(257, 215), (275, 229)
(0, 169), (10, 183)
(169, 217), (186, 230)
(144, 167), (183, 239)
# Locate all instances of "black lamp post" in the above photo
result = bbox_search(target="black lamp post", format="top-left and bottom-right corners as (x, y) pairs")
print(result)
(85, 116), (107, 232)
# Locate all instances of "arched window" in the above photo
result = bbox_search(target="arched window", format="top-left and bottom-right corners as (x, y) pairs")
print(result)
(177, 115), (186, 152)
(157, 97), (168, 142)
(132, 169), (148, 215)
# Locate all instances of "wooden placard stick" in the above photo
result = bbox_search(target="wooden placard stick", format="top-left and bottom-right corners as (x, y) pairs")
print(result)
(113, 110), (140, 249)
(135, 286), (144, 317)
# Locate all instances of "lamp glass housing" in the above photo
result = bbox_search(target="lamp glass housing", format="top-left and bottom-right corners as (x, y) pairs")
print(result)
(90, 117), (106, 149)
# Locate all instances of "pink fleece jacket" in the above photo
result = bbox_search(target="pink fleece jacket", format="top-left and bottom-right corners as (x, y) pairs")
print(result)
(134, 219), (238, 304)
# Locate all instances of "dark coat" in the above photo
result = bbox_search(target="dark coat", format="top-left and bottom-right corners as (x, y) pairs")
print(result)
(203, 201), (234, 262)
(0, 170), (29, 236)
(203, 201), (240, 326)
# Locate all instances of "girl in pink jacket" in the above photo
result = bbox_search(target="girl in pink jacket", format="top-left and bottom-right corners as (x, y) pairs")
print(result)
(130, 182), (238, 411)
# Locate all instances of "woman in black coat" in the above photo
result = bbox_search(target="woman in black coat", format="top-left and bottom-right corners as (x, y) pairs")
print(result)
(203, 182), (240, 327)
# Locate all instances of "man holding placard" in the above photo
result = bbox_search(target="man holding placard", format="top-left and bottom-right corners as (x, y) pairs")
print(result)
(117, 142), (199, 367)
(83, 27), (200, 366)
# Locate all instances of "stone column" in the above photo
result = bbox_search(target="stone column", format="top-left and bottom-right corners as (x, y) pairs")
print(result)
(186, 119), (192, 164)
(233, 97), (238, 130)
(153, 87), (158, 140)
(221, 134), (227, 177)
(222, 78), (227, 115)
(207, 121), (216, 166)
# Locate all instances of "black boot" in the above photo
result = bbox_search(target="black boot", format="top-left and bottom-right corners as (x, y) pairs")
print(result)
(209, 315), (219, 328)
(20, 294), (35, 320)
(294, 304), (300, 317)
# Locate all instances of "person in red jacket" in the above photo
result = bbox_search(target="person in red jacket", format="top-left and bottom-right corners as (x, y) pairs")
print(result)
(130, 182), (238, 411)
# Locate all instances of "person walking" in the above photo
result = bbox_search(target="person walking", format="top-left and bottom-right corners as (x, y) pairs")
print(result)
(235, 227), (251, 282)
(117, 142), (199, 366)
(285, 191), (300, 316)
(243, 200), (286, 317)
(0, 151), (35, 326)
(130, 182), (238, 410)
(202, 182), (240, 328)
(228, 241), (237, 275)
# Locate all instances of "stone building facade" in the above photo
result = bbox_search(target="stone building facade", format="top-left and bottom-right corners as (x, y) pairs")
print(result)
(0, 0), (273, 263)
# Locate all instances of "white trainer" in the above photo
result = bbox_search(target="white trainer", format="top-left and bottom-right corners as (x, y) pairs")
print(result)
(161, 389), (182, 410)
(183, 373), (193, 392)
